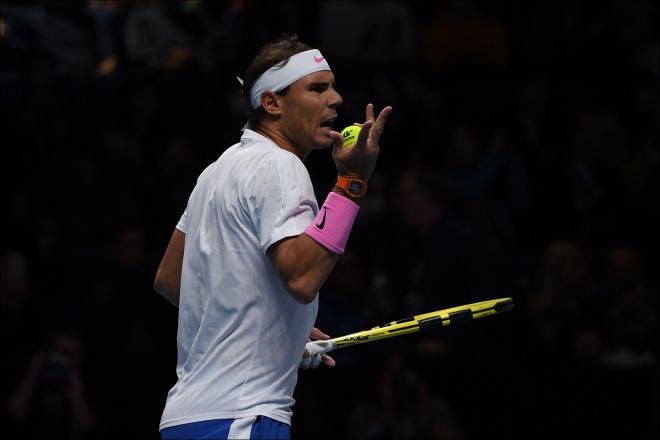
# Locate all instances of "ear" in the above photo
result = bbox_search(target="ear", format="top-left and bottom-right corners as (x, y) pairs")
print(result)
(261, 91), (283, 117)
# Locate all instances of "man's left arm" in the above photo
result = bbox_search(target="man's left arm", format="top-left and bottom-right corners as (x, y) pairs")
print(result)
(154, 228), (185, 307)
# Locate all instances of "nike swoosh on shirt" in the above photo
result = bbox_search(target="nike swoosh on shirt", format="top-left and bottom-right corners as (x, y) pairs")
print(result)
(314, 56), (325, 63)
(316, 207), (327, 229)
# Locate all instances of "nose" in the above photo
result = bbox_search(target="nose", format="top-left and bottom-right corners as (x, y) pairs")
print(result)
(328, 88), (342, 109)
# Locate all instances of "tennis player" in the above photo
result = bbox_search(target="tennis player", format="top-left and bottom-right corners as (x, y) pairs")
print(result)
(154, 34), (392, 439)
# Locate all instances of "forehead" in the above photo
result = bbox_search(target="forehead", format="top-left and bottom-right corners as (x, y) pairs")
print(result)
(295, 70), (335, 86)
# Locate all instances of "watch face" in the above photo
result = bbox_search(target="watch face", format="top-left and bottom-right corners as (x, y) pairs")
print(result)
(348, 181), (363, 194)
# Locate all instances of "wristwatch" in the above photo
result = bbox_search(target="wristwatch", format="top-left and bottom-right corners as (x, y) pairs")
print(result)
(335, 175), (368, 198)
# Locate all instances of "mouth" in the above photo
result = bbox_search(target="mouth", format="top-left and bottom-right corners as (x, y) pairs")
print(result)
(319, 117), (336, 131)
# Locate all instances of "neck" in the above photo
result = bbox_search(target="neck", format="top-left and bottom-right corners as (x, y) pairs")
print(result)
(256, 123), (309, 161)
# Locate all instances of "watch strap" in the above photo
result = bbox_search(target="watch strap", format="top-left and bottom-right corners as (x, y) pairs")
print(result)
(336, 175), (368, 198)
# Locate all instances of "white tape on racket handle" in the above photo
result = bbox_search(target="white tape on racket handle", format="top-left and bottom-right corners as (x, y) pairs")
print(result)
(305, 339), (337, 356)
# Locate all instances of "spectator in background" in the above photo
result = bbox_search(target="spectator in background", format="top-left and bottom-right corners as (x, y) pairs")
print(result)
(0, 251), (43, 406)
(318, 1), (416, 73)
(347, 353), (462, 439)
(568, 109), (627, 218)
(85, 0), (122, 76)
(213, 1), (310, 75)
(314, 250), (373, 367)
(0, 252), (32, 330)
(421, 0), (509, 71)
(2, 1), (99, 80)
(514, 73), (552, 164)
(442, 125), (528, 265)
(385, 167), (485, 317)
(6, 326), (96, 439)
(526, 240), (591, 360)
(599, 243), (657, 368)
(123, 2), (195, 71)
(318, 1), (417, 120)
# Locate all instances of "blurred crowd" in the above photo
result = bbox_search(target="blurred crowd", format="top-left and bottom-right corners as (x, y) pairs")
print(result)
(1, 0), (658, 438)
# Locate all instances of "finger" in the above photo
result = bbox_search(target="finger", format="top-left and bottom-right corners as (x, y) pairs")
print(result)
(355, 120), (373, 149)
(306, 339), (335, 357)
(375, 106), (393, 125)
(370, 106), (392, 143)
(300, 355), (312, 369)
(310, 327), (331, 340)
(365, 103), (374, 122)
(310, 352), (323, 368)
(322, 354), (336, 367)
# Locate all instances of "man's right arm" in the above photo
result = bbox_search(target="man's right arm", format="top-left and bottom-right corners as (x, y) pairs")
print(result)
(269, 104), (392, 305)
(267, 184), (363, 304)
(267, 229), (341, 305)
(154, 228), (185, 307)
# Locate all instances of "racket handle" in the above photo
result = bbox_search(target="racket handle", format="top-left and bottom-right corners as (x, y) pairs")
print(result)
(305, 339), (336, 356)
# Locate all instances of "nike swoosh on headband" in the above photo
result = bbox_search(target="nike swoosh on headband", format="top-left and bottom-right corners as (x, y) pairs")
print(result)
(314, 56), (325, 63)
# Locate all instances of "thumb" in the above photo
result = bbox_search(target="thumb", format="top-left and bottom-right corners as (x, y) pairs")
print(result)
(330, 131), (343, 153)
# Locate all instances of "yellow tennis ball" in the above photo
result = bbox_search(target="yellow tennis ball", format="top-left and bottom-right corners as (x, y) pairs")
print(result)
(341, 125), (361, 148)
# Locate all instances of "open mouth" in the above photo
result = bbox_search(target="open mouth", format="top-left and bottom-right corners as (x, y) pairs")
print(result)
(320, 118), (335, 130)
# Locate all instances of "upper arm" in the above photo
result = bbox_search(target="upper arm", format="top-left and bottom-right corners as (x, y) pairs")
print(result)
(267, 233), (338, 304)
(248, 156), (316, 254)
(249, 154), (336, 303)
(154, 228), (186, 307)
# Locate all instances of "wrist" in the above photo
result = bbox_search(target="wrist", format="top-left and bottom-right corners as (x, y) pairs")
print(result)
(305, 192), (360, 255)
(334, 175), (368, 201)
(332, 185), (361, 204)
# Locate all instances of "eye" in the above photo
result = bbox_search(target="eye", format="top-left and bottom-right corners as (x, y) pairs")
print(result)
(310, 84), (328, 93)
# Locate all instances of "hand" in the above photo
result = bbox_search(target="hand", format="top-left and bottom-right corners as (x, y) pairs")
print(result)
(300, 327), (336, 369)
(330, 103), (393, 181)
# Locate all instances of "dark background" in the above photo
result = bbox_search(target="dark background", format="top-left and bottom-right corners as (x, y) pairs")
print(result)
(1, 0), (657, 438)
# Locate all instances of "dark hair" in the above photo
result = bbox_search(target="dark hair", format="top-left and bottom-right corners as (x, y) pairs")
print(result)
(241, 34), (311, 129)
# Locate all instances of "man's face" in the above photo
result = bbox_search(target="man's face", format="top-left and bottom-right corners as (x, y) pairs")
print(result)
(278, 71), (342, 153)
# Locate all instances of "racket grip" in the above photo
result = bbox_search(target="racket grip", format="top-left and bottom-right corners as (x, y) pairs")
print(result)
(305, 339), (336, 356)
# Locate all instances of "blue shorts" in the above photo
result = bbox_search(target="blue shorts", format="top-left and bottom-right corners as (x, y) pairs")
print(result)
(160, 416), (290, 440)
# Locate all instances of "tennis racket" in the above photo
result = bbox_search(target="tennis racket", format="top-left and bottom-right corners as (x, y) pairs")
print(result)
(305, 297), (514, 356)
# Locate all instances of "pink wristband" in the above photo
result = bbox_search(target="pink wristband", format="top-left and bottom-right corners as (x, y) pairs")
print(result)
(304, 192), (360, 254)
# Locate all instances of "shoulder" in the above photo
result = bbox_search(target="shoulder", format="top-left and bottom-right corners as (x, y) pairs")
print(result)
(241, 131), (308, 177)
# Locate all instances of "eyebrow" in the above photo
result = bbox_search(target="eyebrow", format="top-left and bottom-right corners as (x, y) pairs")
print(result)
(308, 80), (336, 88)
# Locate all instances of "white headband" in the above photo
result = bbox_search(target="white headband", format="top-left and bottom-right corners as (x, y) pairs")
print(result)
(249, 49), (331, 109)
